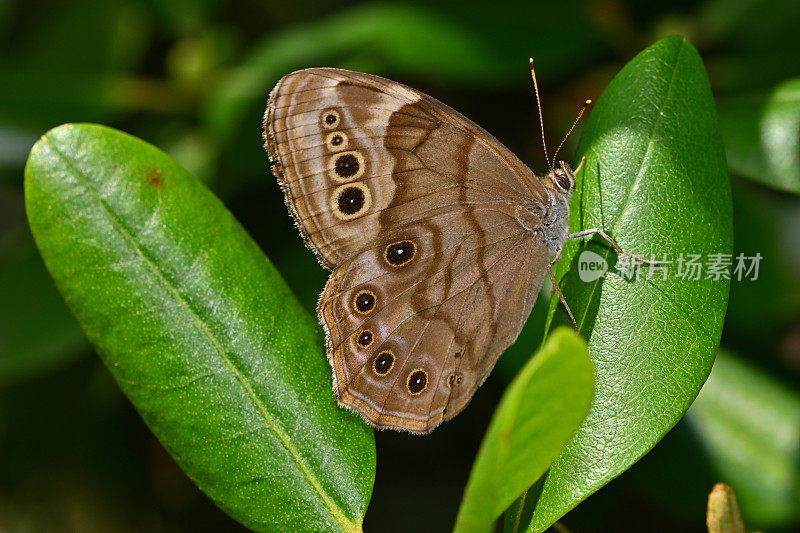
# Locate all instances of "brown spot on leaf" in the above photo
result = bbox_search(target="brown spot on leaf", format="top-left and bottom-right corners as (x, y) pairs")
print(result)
(146, 169), (164, 188)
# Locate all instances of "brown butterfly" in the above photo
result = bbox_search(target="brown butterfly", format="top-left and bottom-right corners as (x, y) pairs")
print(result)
(263, 63), (649, 434)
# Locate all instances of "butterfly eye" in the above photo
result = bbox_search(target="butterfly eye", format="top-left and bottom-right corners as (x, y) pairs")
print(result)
(406, 369), (428, 395)
(373, 351), (395, 375)
(555, 171), (571, 191)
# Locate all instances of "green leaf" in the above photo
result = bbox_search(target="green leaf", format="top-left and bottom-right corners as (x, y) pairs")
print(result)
(527, 37), (732, 530)
(687, 350), (800, 527)
(24, 124), (375, 532)
(454, 328), (593, 533)
(718, 77), (800, 194)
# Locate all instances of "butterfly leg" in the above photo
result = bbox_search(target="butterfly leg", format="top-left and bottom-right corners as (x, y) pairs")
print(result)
(547, 250), (578, 331)
(567, 228), (658, 265)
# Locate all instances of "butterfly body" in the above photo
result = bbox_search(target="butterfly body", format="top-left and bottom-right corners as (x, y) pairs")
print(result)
(264, 68), (576, 433)
(539, 170), (575, 255)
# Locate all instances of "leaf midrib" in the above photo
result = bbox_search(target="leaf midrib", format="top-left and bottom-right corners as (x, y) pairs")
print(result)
(43, 136), (359, 533)
(573, 39), (687, 331)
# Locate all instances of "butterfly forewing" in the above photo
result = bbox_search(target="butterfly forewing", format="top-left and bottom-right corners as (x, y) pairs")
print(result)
(264, 68), (551, 433)
(265, 68), (547, 267)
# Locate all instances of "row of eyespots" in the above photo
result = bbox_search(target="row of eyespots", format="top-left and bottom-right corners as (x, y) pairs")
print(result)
(368, 349), (462, 396)
(322, 109), (372, 221)
(347, 238), (421, 396)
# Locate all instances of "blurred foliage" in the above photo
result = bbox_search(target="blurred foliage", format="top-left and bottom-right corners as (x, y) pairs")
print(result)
(2, 0), (800, 531)
(687, 350), (800, 527)
(719, 78), (800, 194)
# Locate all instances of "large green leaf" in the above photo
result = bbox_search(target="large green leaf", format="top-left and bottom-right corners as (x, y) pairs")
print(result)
(718, 77), (800, 194)
(24, 124), (375, 532)
(526, 36), (732, 530)
(454, 328), (593, 533)
(686, 350), (800, 527)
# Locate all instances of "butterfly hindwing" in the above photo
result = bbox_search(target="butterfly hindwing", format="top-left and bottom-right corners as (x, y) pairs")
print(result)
(317, 209), (549, 433)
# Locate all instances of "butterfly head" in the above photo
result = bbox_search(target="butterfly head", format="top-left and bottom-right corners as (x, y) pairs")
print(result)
(546, 161), (576, 196)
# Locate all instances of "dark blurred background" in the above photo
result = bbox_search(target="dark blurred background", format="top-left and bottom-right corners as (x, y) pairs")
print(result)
(2, 0), (799, 531)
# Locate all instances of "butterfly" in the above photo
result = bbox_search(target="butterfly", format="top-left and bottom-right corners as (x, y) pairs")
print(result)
(263, 63), (649, 434)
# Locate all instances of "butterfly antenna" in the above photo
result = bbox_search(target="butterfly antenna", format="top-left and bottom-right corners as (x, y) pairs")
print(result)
(529, 58), (551, 170)
(552, 99), (592, 165)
